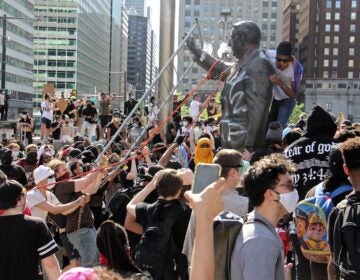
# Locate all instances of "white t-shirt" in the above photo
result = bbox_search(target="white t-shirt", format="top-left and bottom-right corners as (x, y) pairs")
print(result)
(27, 189), (60, 221)
(0, 94), (4, 106)
(273, 63), (295, 101)
(41, 101), (54, 120)
(190, 100), (201, 118)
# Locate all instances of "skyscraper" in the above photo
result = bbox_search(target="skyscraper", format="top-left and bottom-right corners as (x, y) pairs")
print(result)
(126, 7), (157, 99)
(33, 0), (111, 107)
(299, 0), (360, 120)
(177, 0), (284, 94)
(125, 0), (148, 17)
(0, 0), (34, 119)
(283, 0), (300, 57)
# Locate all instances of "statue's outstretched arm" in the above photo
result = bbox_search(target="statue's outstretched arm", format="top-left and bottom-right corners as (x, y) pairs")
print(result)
(186, 37), (229, 81)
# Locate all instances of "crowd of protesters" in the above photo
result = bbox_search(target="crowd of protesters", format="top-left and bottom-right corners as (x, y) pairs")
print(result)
(1, 41), (360, 280)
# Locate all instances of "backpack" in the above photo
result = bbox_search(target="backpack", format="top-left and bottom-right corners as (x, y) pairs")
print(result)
(332, 194), (360, 279)
(294, 182), (352, 264)
(108, 187), (142, 225)
(213, 211), (266, 280)
(133, 200), (184, 280)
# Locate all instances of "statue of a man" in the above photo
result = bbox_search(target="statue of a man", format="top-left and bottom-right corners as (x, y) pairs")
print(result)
(187, 21), (275, 152)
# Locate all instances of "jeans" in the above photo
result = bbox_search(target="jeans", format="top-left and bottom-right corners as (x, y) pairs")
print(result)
(80, 121), (97, 141)
(67, 227), (99, 267)
(268, 98), (296, 128)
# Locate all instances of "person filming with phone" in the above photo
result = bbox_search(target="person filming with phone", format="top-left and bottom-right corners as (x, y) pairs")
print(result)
(17, 111), (34, 145)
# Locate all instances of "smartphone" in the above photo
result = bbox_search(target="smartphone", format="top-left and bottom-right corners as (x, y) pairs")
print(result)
(192, 163), (221, 194)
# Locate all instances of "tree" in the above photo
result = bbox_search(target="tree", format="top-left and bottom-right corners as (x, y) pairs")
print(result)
(288, 102), (305, 125)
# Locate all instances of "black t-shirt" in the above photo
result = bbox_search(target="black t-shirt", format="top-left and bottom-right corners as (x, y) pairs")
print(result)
(0, 215), (58, 280)
(82, 105), (97, 123)
(64, 102), (76, 119)
(135, 199), (190, 251)
(0, 164), (28, 187)
(51, 121), (61, 140)
(106, 122), (121, 142)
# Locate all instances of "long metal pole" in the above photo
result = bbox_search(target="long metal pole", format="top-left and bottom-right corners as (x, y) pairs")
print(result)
(1, 14), (7, 90)
(159, 0), (176, 125)
(95, 23), (199, 164)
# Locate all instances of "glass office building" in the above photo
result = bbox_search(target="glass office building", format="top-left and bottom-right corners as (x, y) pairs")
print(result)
(0, 0), (34, 120)
(33, 0), (111, 108)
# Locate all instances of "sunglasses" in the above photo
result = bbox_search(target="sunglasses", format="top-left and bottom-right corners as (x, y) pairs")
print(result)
(48, 175), (55, 179)
(276, 57), (291, 63)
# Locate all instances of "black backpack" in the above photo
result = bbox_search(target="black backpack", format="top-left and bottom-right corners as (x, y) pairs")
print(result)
(213, 211), (267, 280)
(332, 194), (360, 279)
(133, 200), (184, 280)
(108, 187), (142, 225)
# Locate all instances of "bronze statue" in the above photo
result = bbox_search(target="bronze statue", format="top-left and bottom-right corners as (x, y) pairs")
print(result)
(187, 21), (275, 152)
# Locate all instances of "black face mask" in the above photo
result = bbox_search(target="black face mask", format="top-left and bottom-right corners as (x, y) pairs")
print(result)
(26, 151), (38, 164)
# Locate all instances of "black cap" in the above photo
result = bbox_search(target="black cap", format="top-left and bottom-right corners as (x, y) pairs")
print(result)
(277, 41), (292, 56)
(69, 148), (82, 158)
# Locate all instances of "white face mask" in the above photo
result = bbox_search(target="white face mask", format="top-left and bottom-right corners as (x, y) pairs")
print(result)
(183, 121), (188, 127)
(47, 177), (56, 189)
(12, 151), (19, 158)
(274, 189), (299, 214)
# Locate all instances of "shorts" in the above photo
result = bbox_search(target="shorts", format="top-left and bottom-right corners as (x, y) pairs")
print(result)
(41, 117), (51, 129)
(60, 232), (80, 261)
(99, 115), (111, 128)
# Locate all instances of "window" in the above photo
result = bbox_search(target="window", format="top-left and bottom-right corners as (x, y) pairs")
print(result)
(351, 13), (356, 20)
(323, 71), (329, 78)
(349, 60), (354, 67)
(333, 60), (338, 67)
(326, 0), (332, 8)
(332, 71), (337, 78)
(326, 12), (331, 20)
(324, 60), (329, 67)
(335, 1), (341, 8)
(350, 24), (356, 32)
(349, 48), (355, 55)
(325, 36), (330, 43)
(333, 48), (338, 55)
(334, 36), (339, 44)
(325, 24), (331, 32)
(324, 48), (330, 55)
(352, 1), (357, 8)
(334, 24), (340, 32)
(334, 12), (340, 20)
(348, 72), (353, 79)
(350, 36), (355, 44)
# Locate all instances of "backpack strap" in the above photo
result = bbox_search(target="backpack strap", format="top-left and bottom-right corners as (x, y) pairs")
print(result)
(330, 185), (353, 199)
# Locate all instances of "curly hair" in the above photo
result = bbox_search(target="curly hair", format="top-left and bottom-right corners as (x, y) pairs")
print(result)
(244, 154), (296, 207)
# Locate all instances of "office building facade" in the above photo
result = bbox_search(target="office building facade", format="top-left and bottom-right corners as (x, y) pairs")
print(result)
(33, 0), (111, 108)
(298, 0), (360, 117)
(0, 0), (34, 119)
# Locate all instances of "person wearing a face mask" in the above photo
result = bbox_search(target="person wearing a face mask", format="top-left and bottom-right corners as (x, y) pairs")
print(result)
(127, 117), (147, 146)
(0, 148), (28, 187)
(48, 159), (105, 267)
(16, 111), (34, 145)
(16, 144), (39, 190)
(60, 115), (74, 144)
(230, 153), (298, 280)
(27, 165), (89, 221)
(176, 116), (193, 138)
(105, 111), (126, 144)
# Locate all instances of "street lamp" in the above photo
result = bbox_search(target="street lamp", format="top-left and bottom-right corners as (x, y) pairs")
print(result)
(217, 8), (232, 60)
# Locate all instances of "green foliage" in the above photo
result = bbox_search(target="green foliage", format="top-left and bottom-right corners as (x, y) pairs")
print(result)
(288, 102), (305, 125)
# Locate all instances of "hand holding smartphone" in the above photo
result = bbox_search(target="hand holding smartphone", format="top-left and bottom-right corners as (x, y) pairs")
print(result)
(192, 163), (222, 194)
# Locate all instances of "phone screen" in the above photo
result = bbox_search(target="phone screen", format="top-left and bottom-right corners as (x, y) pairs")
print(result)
(192, 163), (221, 194)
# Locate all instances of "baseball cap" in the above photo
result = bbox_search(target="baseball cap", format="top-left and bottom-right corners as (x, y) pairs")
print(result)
(265, 121), (283, 142)
(34, 165), (55, 184)
(0, 180), (24, 210)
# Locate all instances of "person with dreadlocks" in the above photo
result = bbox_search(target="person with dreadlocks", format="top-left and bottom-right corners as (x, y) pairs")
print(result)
(96, 220), (149, 279)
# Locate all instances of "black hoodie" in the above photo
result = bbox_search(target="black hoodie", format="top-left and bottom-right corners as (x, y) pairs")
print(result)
(284, 106), (337, 200)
